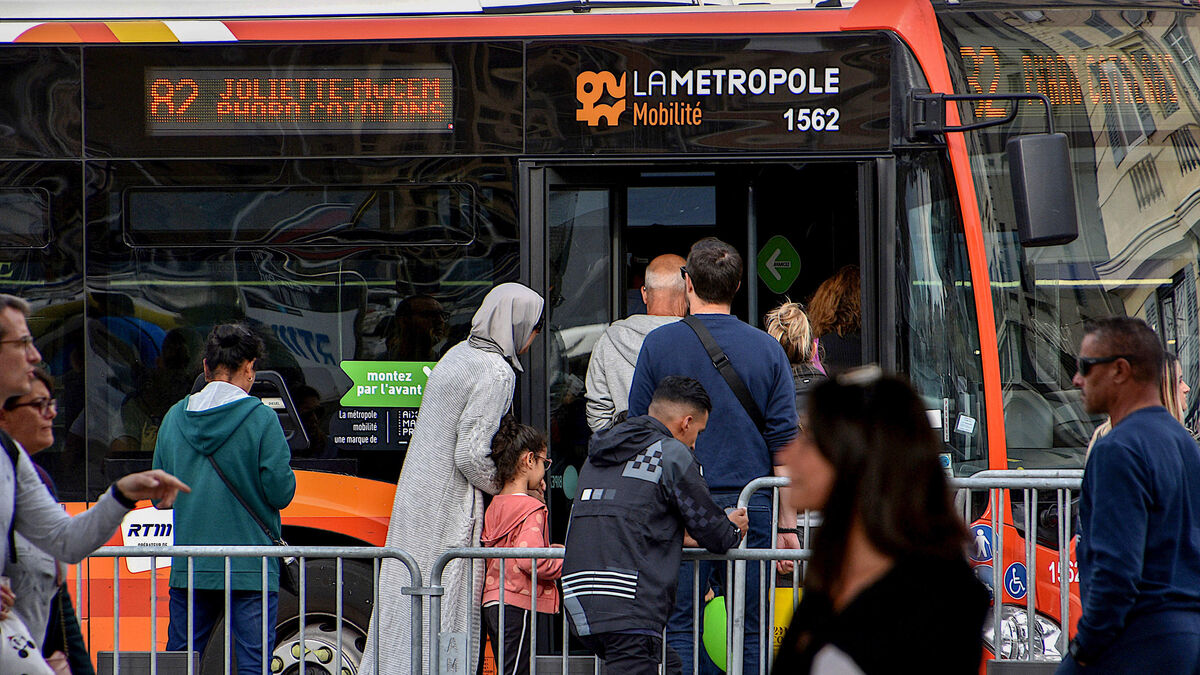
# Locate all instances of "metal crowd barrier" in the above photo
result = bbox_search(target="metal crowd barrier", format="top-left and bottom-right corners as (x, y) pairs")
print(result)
(724, 472), (1083, 674)
(427, 545), (809, 675)
(730, 476), (799, 675)
(85, 545), (422, 675)
(952, 470), (1083, 665)
(80, 471), (1080, 675)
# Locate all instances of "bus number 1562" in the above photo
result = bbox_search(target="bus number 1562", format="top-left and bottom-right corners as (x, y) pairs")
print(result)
(782, 107), (840, 132)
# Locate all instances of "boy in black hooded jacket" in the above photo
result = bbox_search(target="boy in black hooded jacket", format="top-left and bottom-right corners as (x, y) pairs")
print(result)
(563, 376), (747, 675)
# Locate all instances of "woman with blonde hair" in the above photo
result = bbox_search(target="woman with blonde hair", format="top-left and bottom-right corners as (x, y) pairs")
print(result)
(1085, 352), (1190, 454)
(808, 265), (861, 374)
(764, 302), (827, 421)
(1163, 352), (1191, 425)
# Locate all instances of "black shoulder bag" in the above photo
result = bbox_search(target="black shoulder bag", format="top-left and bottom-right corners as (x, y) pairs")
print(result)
(206, 456), (300, 595)
(682, 315), (766, 432)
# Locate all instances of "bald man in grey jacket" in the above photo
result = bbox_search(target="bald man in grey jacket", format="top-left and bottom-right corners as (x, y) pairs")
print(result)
(585, 254), (687, 432)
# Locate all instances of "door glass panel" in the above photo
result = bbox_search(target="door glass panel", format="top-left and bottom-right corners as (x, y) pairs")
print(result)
(546, 187), (611, 540)
(896, 152), (987, 474)
(627, 186), (716, 228)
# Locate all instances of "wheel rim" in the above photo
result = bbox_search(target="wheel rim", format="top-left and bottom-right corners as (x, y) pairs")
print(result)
(271, 615), (365, 675)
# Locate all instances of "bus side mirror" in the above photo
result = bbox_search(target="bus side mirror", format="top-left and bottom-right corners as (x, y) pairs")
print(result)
(1007, 133), (1079, 247)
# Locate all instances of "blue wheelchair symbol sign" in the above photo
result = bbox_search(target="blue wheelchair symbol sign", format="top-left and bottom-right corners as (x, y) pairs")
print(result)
(969, 525), (993, 563)
(1005, 562), (1028, 600)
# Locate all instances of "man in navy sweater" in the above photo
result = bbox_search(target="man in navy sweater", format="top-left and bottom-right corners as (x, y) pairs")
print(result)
(628, 237), (798, 675)
(1061, 316), (1200, 672)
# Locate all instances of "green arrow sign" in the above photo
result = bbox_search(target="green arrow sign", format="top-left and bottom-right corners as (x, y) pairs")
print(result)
(756, 235), (801, 294)
(339, 360), (437, 407)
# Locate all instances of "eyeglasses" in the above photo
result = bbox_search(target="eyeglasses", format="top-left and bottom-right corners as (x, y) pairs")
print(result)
(0, 335), (35, 353)
(679, 266), (688, 280)
(1076, 354), (1131, 377)
(535, 453), (552, 468)
(6, 397), (55, 416)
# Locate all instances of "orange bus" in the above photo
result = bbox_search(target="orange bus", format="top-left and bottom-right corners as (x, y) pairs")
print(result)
(0, 0), (1196, 670)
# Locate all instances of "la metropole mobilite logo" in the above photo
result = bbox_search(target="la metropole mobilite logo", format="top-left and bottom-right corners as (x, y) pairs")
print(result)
(576, 70), (627, 127)
(575, 68), (707, 129)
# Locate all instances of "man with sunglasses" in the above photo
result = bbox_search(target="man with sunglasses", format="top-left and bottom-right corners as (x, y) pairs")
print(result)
(1061, 316), (1200, 673)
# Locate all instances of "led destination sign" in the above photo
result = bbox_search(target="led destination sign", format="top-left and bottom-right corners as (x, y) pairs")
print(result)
(145, 67), (454, 135)
(958, 46), (1182, 119)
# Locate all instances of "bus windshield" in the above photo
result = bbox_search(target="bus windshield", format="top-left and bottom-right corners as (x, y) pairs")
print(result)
(941, 8), (1200, 468)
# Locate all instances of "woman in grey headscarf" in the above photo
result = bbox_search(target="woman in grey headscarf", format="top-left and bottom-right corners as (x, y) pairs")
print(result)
(361, 283), (544, 675)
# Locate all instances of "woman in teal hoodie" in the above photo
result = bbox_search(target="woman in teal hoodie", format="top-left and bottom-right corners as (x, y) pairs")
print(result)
(152, 324), (296, 675)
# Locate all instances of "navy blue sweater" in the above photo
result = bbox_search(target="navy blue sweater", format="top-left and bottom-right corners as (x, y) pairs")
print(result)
(1076, 406), (1200, 656)
(627, 314), (797, 491)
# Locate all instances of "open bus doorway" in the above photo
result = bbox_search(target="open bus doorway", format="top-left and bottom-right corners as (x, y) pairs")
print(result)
(528, 160), (869, 543)
(618, 164), (862, 327)
(524, 158), (870, 662)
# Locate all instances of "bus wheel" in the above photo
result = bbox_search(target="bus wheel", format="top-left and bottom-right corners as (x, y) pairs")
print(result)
(272, 558), (375, 674)
(199, 558), (375, 675)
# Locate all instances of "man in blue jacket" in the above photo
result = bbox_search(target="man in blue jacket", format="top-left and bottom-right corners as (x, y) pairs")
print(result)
(628, 237), (798, 675)
(1061, 316), (1200, 672)
(564, 376), (747, 675)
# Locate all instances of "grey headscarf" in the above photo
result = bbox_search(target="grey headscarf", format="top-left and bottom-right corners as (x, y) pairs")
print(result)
(467, 282), (544, 372)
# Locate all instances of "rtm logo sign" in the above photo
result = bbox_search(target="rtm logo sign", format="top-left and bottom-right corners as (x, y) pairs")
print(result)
(128, 522), (173, 537)
(575, 70), (702, 128)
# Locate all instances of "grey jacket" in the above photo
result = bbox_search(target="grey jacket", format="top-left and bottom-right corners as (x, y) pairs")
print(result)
(584, 314), (681, 432)
(2, 441), (129, 646)
(360, 341), (510, 675)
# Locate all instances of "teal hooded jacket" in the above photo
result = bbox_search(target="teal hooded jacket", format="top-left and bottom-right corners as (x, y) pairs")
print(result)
(152, 395), (296, 591)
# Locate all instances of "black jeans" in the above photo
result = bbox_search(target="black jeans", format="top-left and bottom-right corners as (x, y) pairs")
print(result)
(482, 604), (532, 675)
(581, 632), (682, 675)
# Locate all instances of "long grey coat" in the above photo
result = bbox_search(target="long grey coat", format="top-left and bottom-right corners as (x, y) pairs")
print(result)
(360, 342), (510, 675)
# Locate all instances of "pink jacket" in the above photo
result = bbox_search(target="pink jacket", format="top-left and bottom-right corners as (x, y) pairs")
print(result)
(480, 494), (561, 613)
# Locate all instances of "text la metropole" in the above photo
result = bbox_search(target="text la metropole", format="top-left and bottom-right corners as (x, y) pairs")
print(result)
(630, 66), (841, 126)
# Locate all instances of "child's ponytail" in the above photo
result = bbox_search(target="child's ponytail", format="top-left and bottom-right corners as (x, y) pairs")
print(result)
(490, 415), (548, 489)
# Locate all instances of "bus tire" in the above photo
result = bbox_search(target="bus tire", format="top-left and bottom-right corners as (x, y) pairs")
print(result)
(198, 558), (376, 675)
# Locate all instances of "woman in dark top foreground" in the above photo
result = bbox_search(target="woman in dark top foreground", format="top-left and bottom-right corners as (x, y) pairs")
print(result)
(773, 367), (988, 674)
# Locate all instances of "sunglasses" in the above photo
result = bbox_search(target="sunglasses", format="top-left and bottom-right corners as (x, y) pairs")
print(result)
(680, 266), (688, 280)
(1076, 354), (1132, 377)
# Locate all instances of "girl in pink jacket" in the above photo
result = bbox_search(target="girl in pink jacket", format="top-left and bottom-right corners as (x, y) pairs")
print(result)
(481, 417), (562, 675)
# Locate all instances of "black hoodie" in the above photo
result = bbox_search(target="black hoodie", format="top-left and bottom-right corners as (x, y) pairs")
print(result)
(562, 415), (742, 636)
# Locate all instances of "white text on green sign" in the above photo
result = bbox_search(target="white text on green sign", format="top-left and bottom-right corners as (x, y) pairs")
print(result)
(339, 361), (436, 407)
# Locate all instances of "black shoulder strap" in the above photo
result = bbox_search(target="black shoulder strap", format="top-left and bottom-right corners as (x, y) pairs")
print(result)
(0, 430), (21, 563)
(681, 315), (766, 432)
(206, 455), (286, 547)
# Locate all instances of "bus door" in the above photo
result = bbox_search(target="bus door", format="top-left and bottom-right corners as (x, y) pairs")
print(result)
(522, 158), (881, 541)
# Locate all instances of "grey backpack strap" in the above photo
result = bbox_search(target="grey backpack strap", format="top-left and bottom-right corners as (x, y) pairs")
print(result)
(681, 315), (766, 432)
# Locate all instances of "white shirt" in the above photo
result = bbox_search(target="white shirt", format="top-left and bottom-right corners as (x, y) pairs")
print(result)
(187, 381), (250, 412)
